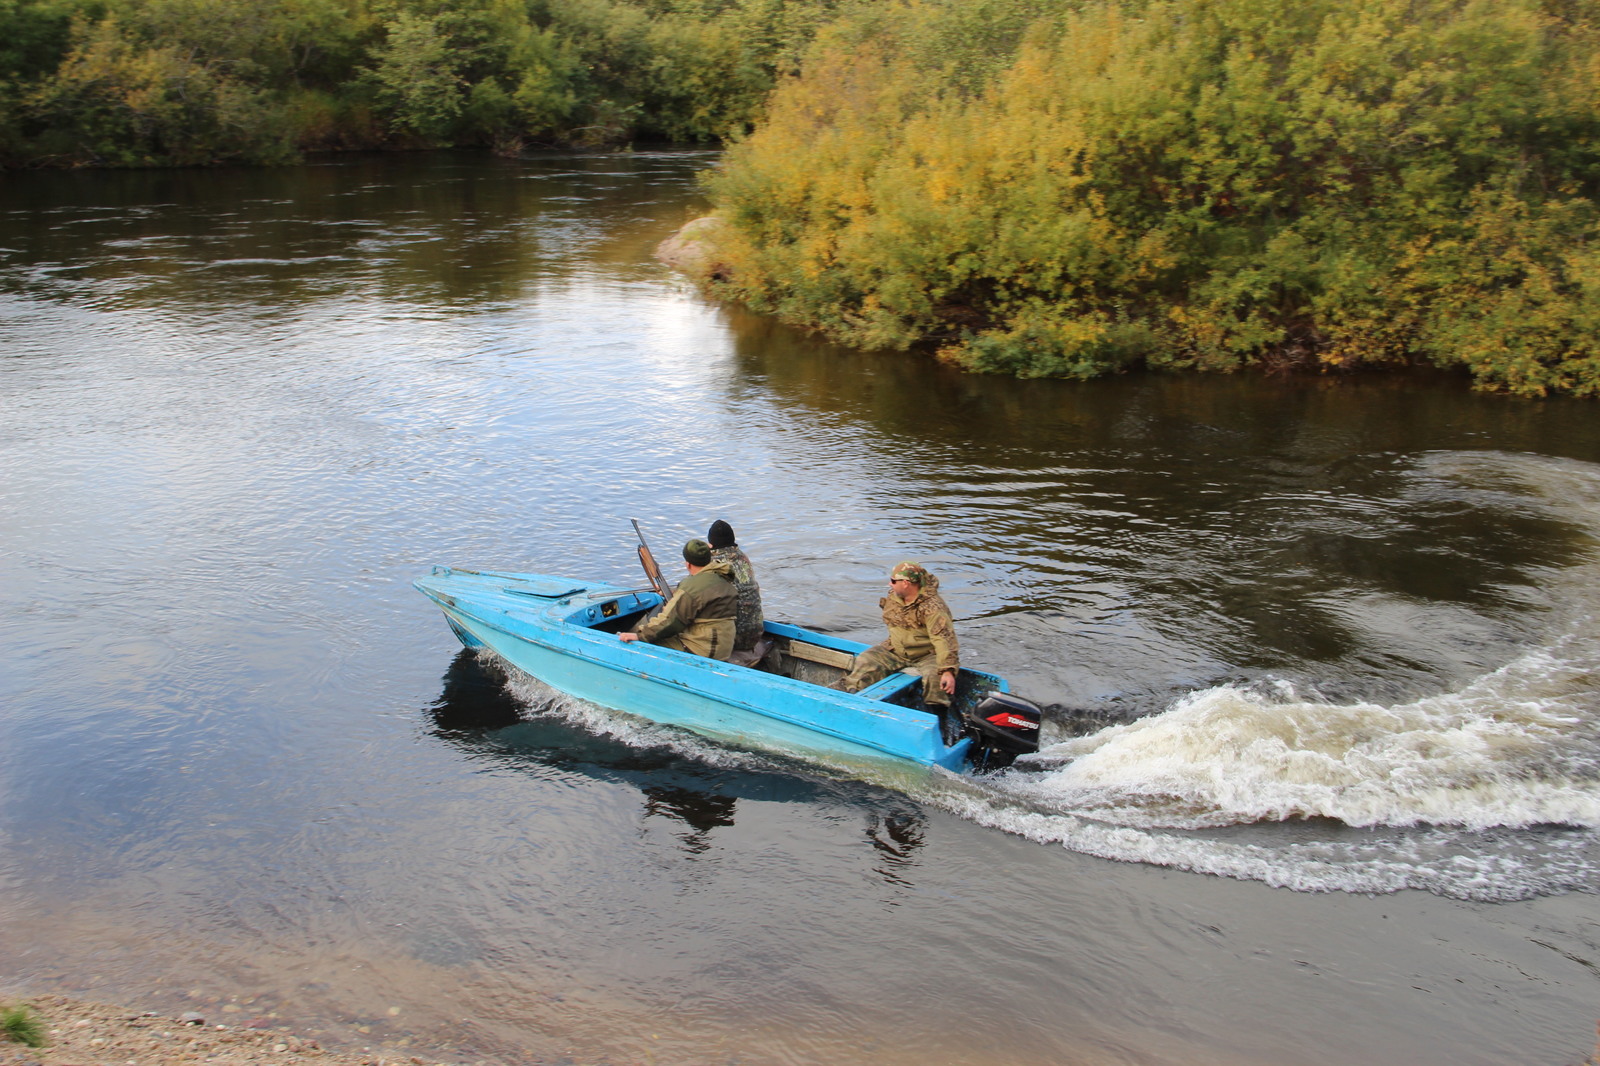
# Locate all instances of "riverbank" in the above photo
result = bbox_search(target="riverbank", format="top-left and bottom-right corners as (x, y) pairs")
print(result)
(0, 995), (466, 1066)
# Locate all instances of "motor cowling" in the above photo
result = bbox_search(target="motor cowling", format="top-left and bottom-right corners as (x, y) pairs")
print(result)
(965, 691), (1043, 759)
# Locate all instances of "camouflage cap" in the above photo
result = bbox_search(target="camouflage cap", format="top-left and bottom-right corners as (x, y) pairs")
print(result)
(890, 561), (928, 585)
(683, 538), (713, 566)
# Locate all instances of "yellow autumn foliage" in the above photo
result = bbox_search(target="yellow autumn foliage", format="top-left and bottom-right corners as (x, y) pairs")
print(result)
(706, 0), (1600, 396)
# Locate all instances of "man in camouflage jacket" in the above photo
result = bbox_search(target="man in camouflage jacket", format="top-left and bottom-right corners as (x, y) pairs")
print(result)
(707, 519), (764, 652)
(620, 538), (737, 660)
(838, 561), (960, 708)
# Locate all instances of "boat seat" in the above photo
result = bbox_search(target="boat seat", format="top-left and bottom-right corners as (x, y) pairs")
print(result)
(783, 640), (855, 671)
(857, 670), (921, 700)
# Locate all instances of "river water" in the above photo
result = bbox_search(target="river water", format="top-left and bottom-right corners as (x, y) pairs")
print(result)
(2, 152), (1598, 1066)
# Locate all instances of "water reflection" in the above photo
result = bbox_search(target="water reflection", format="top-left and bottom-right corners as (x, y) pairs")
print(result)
(641, 786), (737, 853)
(426, 647), (525, 733)
(426, 651), (744, 851)
(863, 810), (926, 891)
(0, 152), (715, 311)
(425, 650), (937, 879)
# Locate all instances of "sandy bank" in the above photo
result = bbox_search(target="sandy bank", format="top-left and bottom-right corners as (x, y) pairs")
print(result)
(0, 995), (472, 1066)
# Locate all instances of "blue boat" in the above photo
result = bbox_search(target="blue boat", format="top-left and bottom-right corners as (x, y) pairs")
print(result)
(413, 565), (1042, 774)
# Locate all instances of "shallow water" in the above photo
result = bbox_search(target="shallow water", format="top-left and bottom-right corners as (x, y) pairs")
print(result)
(2, 151), (1598, 1065)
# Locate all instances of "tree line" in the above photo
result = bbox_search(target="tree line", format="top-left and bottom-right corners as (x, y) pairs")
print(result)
(0, 0), (840, 166)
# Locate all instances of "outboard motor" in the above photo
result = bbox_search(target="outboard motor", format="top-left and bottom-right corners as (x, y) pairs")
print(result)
(964, 691), (1043, 771)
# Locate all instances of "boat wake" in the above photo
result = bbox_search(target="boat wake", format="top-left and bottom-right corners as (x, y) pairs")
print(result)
(953, 453), (1600, 900)
(1006, 642), (1600, 832)
(953, 638), (1600, 900)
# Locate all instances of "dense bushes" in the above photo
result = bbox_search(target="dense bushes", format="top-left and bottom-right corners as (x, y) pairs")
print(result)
(704, 0), (1600, 395)
(0, 0), (835, 165)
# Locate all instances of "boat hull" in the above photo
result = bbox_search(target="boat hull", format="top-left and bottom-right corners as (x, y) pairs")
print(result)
(413, 566), (1001, 772)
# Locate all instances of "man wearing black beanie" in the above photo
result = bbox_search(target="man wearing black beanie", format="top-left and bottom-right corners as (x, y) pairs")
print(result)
(707, 519), (764, 655)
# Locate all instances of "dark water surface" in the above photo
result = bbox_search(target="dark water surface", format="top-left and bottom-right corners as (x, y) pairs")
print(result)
(3, 153), (1599, 1066)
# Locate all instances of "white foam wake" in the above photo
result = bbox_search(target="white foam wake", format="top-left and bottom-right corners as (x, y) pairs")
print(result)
(947, 452), (1600, 897)
(1008, 637), (1600, 831)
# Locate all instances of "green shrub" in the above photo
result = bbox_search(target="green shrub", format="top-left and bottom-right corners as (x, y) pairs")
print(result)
(0, 1004), (45, 1049)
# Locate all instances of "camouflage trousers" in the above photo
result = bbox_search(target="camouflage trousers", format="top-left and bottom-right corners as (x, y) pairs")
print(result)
(838, 642), (950, 707)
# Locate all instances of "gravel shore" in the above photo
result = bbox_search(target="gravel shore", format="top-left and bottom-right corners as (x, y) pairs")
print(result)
(1, 995), (465, 1066)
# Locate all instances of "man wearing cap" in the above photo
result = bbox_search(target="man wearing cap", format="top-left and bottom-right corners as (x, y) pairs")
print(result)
(619, 538), (738, 661)
(837, 561), (960, 710)
(706, 519), (764, 654)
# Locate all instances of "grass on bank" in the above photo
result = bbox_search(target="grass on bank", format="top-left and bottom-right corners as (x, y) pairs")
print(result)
(1, 1003), (47, 1048)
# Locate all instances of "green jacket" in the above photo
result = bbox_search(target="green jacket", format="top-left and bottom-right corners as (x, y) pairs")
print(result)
(879, 571), (959, 673)
(639, 560), (738, 660)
